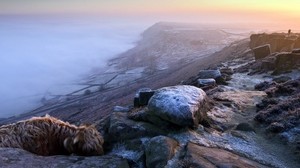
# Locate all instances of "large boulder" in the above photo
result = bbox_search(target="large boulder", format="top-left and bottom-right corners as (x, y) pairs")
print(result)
(0, 148), (129, 168)
(275, 53), (300, 72)
(145, 136), (178, 168)
(183, 142), (267, 167)
(147, 85), (210, 128)
(252, 44), (271, 60)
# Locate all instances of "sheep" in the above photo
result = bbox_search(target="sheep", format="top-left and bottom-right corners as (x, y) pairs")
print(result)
(0, 115), (104, 156)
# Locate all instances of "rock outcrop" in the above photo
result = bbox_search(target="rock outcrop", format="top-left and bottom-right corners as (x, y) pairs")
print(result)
(250, 33), (300, 52)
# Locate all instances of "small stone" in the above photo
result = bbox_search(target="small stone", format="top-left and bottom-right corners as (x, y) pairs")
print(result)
(113, 106), (130, 112)
(235, 123), (255, 132)
(266, 122), (285, 133)
(197, 70), (224, 84)
(273, 76), (292, 83)
(197, 78), (216, 88)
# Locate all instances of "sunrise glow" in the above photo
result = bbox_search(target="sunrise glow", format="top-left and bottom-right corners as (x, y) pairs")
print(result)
(1, 0), (300, 30)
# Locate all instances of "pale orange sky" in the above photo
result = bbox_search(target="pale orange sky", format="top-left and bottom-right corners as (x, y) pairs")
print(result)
(1, 0), (300, 30)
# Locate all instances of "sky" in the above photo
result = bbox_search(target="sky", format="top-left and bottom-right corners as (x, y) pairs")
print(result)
(1, 0), (300, 29)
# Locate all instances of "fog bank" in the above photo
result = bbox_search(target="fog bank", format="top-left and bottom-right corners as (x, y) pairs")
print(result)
(0, 16), (149, 118)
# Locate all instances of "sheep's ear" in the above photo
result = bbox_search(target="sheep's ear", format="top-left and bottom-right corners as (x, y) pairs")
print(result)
(64, 137), (73, 152)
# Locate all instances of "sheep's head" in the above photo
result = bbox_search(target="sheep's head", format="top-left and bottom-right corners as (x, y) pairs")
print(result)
(64, 125), (104, 156)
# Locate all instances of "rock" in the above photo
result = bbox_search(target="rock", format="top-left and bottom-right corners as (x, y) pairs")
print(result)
(145, 136), (178, 168)
(252, 44), (271, 60)
(108, 112), (166, 142)
(230, 130), (249, 141)
(272, 76), (292, 83)
(110, 138), (147, 168)
(220, 67), (234, 75)
(266, 122), (285, 133)
(197, 78), (216, 88)
(212, 91), (267, 112)
(113, 106), (130, 112)
(147, 85), (210, 128)
(292, 48), (300, 53)
(278, 38), (296, 52)
(134, 88), (155, 107)
(220, 67), (233, 81)
(134, 97), (140, 107)
(0, 148), (129, 168)
(129, 108), (182, 129)
(235, 122), (255, 132)
(139, 90), (155, 106)
(250, 33), (298, 52)
(295, 38), (300, 48)
(254, 81), (276, 91)
(256, 98), (278, 111)
(197, 70), (224, 84)
(264, 79), (300, 97)
(275, 53), (300, 72)
(261, 57), (276, 71)
(184, 142), (267, 168)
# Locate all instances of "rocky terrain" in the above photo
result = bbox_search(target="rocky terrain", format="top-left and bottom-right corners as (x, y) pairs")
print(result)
(1, 23), (300, 168)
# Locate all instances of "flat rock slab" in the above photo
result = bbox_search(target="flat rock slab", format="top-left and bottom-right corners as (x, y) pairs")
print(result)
(0, 148), (129, 168)
(185, 142), (268, 168)
(148, 85), (209, 128)
(212, 91), (267, 112)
